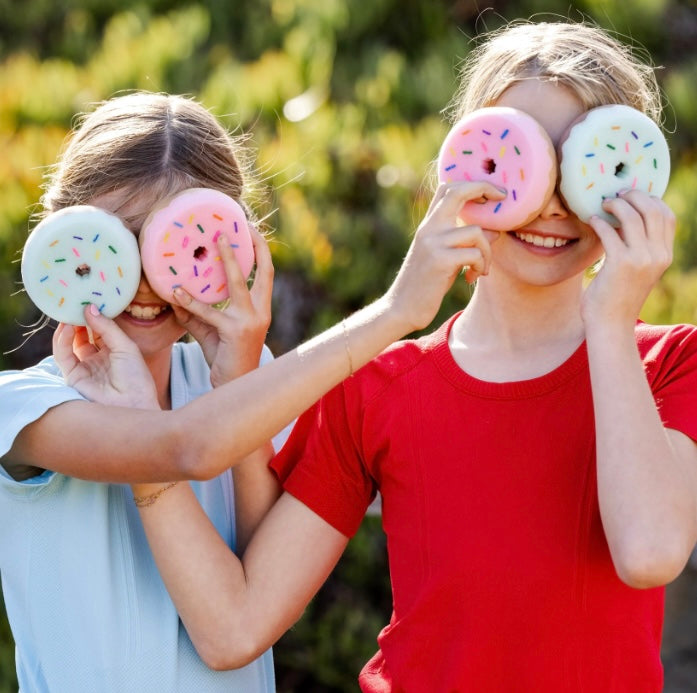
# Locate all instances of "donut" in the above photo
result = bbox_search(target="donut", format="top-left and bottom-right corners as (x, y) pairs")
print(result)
(437, 106), (557, 231)
(21, 206), (141, 326)
(558, 104), (671, 225)
(139, 188), (254, 304)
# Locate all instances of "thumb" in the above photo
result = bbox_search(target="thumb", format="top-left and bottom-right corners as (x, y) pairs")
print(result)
(83, 305), (137, 353)
(431, 181), (506, 226)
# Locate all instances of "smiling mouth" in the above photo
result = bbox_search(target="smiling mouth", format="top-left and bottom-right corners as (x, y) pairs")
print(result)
(124, 303), (170, 320)
(513, 231), (574, 248)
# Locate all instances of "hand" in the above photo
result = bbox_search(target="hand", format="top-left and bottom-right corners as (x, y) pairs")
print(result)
(385, 181), (504, 332)
(582, 190), (675, 330)
(170, 227), (273, 388)
(53, 307), (159, 409)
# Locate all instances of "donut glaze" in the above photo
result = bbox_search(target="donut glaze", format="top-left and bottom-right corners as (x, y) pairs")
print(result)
(140, 188), (254, 304)
(21, 206), (141, 326)
(558, 105), (670, 225)
(437, 107), (556, 230)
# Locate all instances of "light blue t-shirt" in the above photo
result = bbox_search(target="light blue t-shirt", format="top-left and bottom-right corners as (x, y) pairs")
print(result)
(0, 341), (290, 692)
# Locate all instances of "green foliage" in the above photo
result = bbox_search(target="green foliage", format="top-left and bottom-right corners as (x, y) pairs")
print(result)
(0, 0), (696, 688)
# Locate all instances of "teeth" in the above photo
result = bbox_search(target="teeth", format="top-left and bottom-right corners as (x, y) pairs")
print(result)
(515, 232), (569, 248)
(125, 304), (166, 320)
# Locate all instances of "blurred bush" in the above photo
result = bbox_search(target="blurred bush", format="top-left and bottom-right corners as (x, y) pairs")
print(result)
(0, 0), (696, 690)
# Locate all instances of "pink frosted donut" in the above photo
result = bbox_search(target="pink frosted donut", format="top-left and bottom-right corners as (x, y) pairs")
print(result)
(21, 206), (141, 326)
(558, 105), (671, 225)
(437, 107), (556, 231)
(140, 188), (254, 304)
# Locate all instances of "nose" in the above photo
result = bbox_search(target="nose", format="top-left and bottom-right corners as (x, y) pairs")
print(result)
(136, 271), (155, 295)
(538, 187), (569, 220)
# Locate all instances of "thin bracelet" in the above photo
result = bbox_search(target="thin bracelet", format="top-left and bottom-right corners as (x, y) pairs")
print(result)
(133, 481), (179, 508)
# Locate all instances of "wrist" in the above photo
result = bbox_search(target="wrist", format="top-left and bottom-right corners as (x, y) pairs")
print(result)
(583, 315), (638, 346)
(131, 481), (179, 507)
(373, 293), (420, 339)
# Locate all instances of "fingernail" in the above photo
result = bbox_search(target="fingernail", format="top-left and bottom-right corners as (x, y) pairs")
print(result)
(89, 304), (100, 316)
(173, 287), (189, 303)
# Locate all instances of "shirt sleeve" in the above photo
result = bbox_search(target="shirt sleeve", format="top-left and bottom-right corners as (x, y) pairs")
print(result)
(641, 323), (697, 442)
(0, 357), (85, 475)
(270, 380), (376, 538)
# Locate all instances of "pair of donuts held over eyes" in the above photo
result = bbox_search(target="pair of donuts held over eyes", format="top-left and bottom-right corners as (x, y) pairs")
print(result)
(437, 104), (671, 230)
(21, 188), (255, 326)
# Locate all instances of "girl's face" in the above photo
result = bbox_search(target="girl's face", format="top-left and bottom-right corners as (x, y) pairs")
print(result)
(490, 79), (605, 288)
(88, 189), (187, 360)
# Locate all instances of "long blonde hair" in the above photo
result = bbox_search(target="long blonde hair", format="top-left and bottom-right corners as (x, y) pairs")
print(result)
(449, 21), (662, 124)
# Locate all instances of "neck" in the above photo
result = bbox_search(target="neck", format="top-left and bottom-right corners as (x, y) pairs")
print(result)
(449, 273), (586, 382)
(144, 348), (173, 410)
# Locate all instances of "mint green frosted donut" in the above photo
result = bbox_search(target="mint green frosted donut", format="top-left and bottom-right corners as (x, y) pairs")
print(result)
(21, 206), (141, 326)
(558, 105), (670, 225)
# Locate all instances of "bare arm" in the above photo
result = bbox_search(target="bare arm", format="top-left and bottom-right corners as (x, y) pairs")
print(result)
(135, 484), (348, 670)
(585, 191), (697, 587)
(4, 181), (503, 483)
(231, 443), (280, 552)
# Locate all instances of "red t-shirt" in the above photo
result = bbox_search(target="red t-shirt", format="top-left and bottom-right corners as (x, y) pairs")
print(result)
(271, 315), (697, 692)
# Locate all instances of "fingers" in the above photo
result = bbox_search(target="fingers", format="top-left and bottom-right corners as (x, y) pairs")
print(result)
(612, 191), (674, 246)
(596, 191), (674, 272)
(424, 181), (506, 230)
(171, 287), (221, 337)
(248, 227), (274, 314)
(173, 228), (273, 334)
(52, 323), (80, 377)
(82, 306), (139, 354)
(448, 225), (496, 280)
(217, 232), (250, 302)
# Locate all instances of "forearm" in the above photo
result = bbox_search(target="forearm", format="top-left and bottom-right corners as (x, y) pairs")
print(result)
(134, 487), (347, 670)
(172, 295), (412, 479)
(134, 482), (255, 667)
(586, 322), (697, 586)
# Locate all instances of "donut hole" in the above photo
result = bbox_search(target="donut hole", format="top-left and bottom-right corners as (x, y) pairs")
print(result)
(75, 263), (91, 277)
(482, 158), (497, 175)
(193, 246), (208, 262)
(614, 162), (627, 178)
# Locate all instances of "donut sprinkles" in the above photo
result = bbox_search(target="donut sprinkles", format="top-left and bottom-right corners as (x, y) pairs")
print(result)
(139, 188), (254, 304)
(558, 105), (670, 225)
(437, 107), (556, 231)
(21, 206), (141, 326)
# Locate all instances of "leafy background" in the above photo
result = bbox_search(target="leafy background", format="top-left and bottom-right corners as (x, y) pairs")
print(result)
(1, 0), (696, 690)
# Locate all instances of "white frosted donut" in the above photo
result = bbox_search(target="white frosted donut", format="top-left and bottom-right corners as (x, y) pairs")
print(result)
(558, 105), (671, 225)
(21, 206), (141, 326)
(139, 188), (254, 304)
(437, 107), (557, 230)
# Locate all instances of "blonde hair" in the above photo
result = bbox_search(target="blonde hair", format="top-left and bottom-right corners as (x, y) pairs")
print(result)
(449, 21), (662, 124)
(41, 92), (256, 227)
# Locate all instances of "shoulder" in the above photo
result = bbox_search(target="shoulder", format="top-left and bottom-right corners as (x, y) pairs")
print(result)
(635, 321), (697, 363)
(347, 316), (454, 405)
(0, 355), (81, 405)
(635, 321), (697, 392)
(0, 355), (63, 385)
(0, 356), (83, 473)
